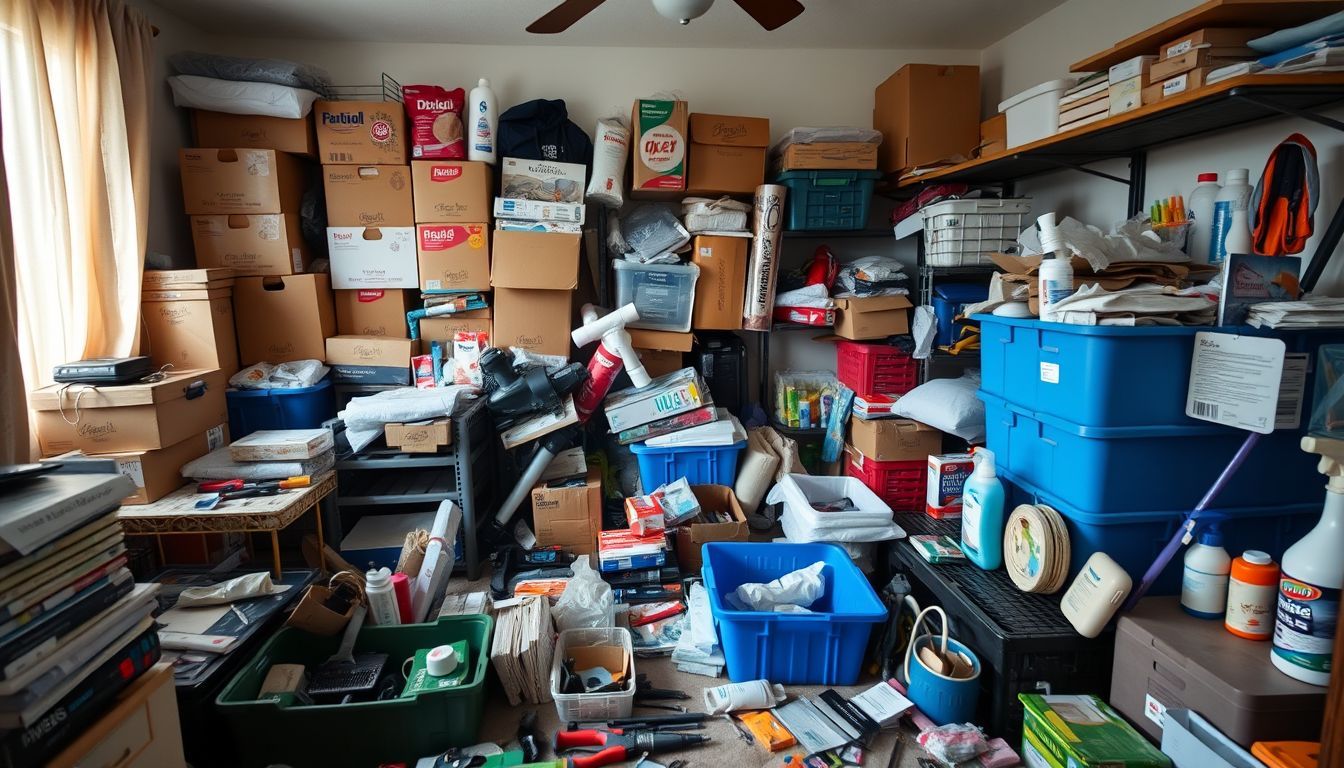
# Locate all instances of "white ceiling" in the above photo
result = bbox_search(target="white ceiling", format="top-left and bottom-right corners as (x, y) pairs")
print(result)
(163, 0), (1067, 49)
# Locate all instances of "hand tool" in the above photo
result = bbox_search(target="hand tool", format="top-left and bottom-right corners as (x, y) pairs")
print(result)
(635, 674), (690, 701)
(554, 729), (709, 768)
(197, 475), (311, 493)
(569, 713), (709, 729)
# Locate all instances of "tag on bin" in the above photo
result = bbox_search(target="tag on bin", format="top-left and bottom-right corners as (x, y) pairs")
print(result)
(1185, 333), (1285, 434)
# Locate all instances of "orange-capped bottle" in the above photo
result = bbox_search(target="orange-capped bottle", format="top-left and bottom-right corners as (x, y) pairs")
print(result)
(1225, 550), (1279, 640)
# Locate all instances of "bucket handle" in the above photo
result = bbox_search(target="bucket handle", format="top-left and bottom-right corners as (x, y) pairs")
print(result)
(903, 605), (951, 683)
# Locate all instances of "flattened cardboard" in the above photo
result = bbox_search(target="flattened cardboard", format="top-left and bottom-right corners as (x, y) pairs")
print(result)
(335, 289), (412, 338)
(627, 329), (693, 352)
(141, 293), (239, 375)
(690, 235), (748, 330)
(850, 416), (942, 462)
(531, 468), (602, 555)
(491, 231), (581, 290)
(417, 224), (490, 291)
(323, 165), (414, 227)
(106, 429), (220, 505)
(833, 295), (913, 340)
(411, 161), (492, 223)
(192, 110), (315, 156)
(191, 214), (310, 276)
(233, 274), (336, 365)
(325, 335), (416, 385)
(774, 142), (879, 172)
(874, 65), (980, 174)
(493, 289), (573, 357)
(179, 148), (305, 215)
(567, 644), (629, 681)
(327, 226), (419, 289)
(314, 100), (407, 165)
(419, 310), (492, 346)
(384, 418), (452, 453)
(674, 484), (747, 572)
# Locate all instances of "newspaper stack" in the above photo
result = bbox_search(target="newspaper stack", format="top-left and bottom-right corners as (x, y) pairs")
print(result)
(1247, 297), (1344, 329)
(489, 595), (555, 705)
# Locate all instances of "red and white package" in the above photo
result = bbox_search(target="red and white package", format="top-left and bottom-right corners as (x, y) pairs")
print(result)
(411, 354), (436, 389)
(451, 330), (488, 386)
(624, 493), (667, 536)
(402, 84), (466, 159)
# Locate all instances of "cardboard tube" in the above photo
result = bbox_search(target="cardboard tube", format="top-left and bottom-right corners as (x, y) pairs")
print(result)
(742, 184), (787, 331)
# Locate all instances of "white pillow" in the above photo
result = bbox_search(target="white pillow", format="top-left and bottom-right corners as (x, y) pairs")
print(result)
(892, 372), (986, 443)
(168, 75), (321, 119)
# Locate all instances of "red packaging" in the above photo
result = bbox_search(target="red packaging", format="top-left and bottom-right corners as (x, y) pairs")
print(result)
(772, 306), (835, 326)
(624, 493), (666, 536)
(403, 84), (466, 159)
(391, 572), (413, 623)
(574, 341), (624, 422)
(412, 354), (436, 388)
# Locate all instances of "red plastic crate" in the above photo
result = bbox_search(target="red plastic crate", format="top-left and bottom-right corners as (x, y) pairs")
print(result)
(845, 448), (925, 512)
(835, 341), (917, 396)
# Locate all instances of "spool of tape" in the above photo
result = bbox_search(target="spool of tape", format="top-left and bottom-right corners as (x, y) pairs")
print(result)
(426, 644), (459, 677)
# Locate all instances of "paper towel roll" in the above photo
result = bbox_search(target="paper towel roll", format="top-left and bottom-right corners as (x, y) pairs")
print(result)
(742, 184), (787, 331)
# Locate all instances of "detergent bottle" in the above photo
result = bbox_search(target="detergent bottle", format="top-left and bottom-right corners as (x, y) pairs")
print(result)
(468, 78), (498, 164)
(960, 448), (1005, 570)
(1036, 212), (1074, 322)
(1187, 172), (1221, 264)
(1180, 525), (1230, 619)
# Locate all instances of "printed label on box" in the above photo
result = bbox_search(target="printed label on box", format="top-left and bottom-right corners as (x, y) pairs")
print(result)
(207, 424), (226, 450)
(117, 458), (145, 489)
(1163, 74), (1190, 97)
(1040, 362), (1060, 384)
(1144, 694), (1166, 728)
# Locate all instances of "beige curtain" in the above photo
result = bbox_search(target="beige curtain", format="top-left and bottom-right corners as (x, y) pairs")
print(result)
(0, 128), (29, 465)
(0, 0), (153, 450)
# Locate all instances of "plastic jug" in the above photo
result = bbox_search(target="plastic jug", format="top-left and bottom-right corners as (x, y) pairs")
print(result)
(960, 448), (1005, 570)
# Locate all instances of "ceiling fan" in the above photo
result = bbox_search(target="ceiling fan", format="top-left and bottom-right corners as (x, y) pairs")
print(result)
(527, 0), (805, 34)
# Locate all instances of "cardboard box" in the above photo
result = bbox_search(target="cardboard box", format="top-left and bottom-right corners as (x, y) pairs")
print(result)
(411, 161), (491, 223)
(773, 142), (879, 172)
(491, 230), (581, 289)
(690, 234), (748, 330)
(106, 429), (221, 504)
(1108, 54), (1157, 84)
(1108, 77), (1146, 116)
(673, 484), (747, 572)
(142, 290), (239, 375)
(229, 429), (332, 461)
(142, 268), (234, 289)
(29, 369), (229, 455)
(687, 113), (769, 195)
(325, 335), (416, 385)
(327, 226), (419, 289)
(1160, 27), (1268, 60)
(531, 468), (602, 556)
(833, 295), (912, 340)
(873, 65), (980, 174)
(418, 309), (492, 346)
(627, 329), (693, 352)
(192, 110), (315, 156)
(233, 274), (336, 365)
(1150, 48), (1251, 82)
(636, 348), (685, 379)
(631, 99), (689, 196)
(1151, 68), (1214, 102)
(493, 288), (573, 357)
(850, 416), (941, 462)
(384, 418), (452, 453)
(493, 198), (586, 224)
(191, 214), (310, 276)
(417, 224), (489, 291)
(178, 148), (305, 215)
(314, 100), (407, 165)
(335, 288), (411, 338)
(979, 114), (1007, 156)
(500, 157), (587, 203)
(322, 164), (414, 227)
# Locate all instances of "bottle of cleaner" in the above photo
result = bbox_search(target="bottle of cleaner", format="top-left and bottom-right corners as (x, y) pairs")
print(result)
(1272, 436), (1344, 686)
(1226, 550), (1278, 640)
(1181, 526), (1230, 618)
(365, 567), (401, 626)
(960, 447), (1005, 570)
(1210, 168), (1252, 264)
(1036, 212), (1074, 322)
(468, 78), (497, 164)
(1187, 172), (1221, 264)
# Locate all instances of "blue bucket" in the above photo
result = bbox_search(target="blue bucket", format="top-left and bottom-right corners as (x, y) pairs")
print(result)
(904, 609), (982, 724)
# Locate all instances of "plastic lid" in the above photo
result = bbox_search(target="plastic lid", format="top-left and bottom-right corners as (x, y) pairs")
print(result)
(1226, 168), (1250, 182)
(1198, 529), (1224, 547)
(1242, 550), (1272, 565)
(1197, 173), (1219, 183)
(478, 78), (490, 88)
(365, 567), (391, 587)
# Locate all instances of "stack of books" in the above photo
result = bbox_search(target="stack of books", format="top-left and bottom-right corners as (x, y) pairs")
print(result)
(1057, 74), (1110, 132)
(0, 464), (159, 768)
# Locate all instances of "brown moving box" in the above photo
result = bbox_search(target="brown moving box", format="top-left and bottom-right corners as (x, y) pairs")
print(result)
(335, 289), (411, 338)
(532, 468), (602, 556)
(179, 148), (306, 215)
(104, 428), (223, 505)
(1150, 48), (1251, 81)
(1159, 27), (1269, 60)
(874, 64), (980, 174)
(1144, 67), (1215, 103)
(384, 419), (452, 453)
(833, 295), (913, 340)
(627, 329), (694, 352)
(419, 309), (492, 345)
(233, 274), (336, 365)
(686, 113), (769, 196)
(29, 370), (228, 456)
(417, 224), (490, 292)
(637, 349), (685, 379)
(323, 165), (414, 227)
(674, 484), (747, 572)
(493, 289), (572, 357)
(850, 416), (941, 462)
(142, 268), (234, 289)
(491, 231), (581, 290)
(191, 214), (310, 276)
(773, 142), (880, 172)
(325, 335), (416, 385)
(411, 161), (492, 223)
(631, 98), (689, 197)
(690, 234), (749, 330)
(979, 114), (1007, 156)
(192, 110), (315, 156)
(314, 100), (407, 165)
(142, 289), (239, 375)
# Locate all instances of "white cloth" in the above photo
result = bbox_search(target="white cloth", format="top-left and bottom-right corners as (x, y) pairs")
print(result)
(339, 387), (475, 452)
(774, 283), (835, 309)
(1052, 283), (1217, 326)
(167, 75), (321, 118)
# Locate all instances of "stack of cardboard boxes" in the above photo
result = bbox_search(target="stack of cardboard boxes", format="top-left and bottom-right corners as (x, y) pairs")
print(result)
(413, 159), (494, 350)
(1142, 27), (1265, 104)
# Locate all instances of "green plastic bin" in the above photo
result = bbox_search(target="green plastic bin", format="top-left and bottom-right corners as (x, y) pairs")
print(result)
(216, 615), (493, 768)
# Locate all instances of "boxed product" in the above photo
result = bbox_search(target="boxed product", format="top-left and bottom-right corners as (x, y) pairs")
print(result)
(927, 453), (974, 519)
(501, 157), (587, 203)
(850, 416), (941, 462)
(141, 287), (240, 374)
(691, 236), (748, 331)
(492, 289), (573, 358)
(192, 110), (315, 156)
(625, 494), (666, 536)
(1144, 68), (1216, 103)
(191, 214), (310, 275)
(327, 226), (419, 289)
(314, 100), (407, 165)
(230, 428), (333, 461)
(402, 84), (467, 160)
(417, 223), (490, 292)
(873, 64), (980, 174)
(631, 98), (689, 196)
(493, 197), (586, 224)
(531, 468), (603, 556)
(323, 165), (414, 227)
(774, 142), (879, 172)
(418, 309), (492, 345)
(491, 230), (581, 290)
(384, 419), (452, 453)
(686, 113), (769, 195)
(29, 370), (229, 455)
(95, 428), (224, 505)
(335, 288), (411, 338)
(179, 148), (305, 215)
(1159, 27), (1267, 60)
(411, 160), (491, 222)
(342, 511), (437, 571)
(603, 367), (708, 432)
(325, 335), (416, 385)
(673, 484), (747, 573)
(833, 295), (913, 340)
(1108, 56), (1158, 116)
(1020, 694), (1171, 768)
(495, 219), (584, 234)
(233, 274), (336, 365)
(1108, 54), (1158, 84)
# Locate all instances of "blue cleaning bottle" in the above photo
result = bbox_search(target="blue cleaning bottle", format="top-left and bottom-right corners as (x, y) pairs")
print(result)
(960, 447), (1006, 570)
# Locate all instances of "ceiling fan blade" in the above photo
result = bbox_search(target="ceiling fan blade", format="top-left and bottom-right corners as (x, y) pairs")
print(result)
(730, 0), (803, 30)
(526, 0), (608, 33)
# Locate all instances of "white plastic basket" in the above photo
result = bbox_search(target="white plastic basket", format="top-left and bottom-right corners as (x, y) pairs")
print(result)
(922, 198), (1032, 267)
(549, 627), (636, 722)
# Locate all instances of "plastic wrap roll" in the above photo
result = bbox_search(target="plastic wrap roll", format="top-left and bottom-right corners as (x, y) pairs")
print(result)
(742, 184), (787, 331)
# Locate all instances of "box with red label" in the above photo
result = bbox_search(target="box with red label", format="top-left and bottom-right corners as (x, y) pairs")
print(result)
(335, 288), (411, 338)
(416, 223), (490, 292)
(631, 98), (689, 198)
(326, 226), (419, 289)
(624, 493), (666, 536)
(402, 84), (466, 160)
(411, 161), (491, 223)
(314, 100), (407, 165)
(926, 453), (974, 519)
(419, 309), (491, 346)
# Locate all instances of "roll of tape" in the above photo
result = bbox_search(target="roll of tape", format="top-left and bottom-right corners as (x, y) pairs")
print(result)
(426, 644), (459, 677)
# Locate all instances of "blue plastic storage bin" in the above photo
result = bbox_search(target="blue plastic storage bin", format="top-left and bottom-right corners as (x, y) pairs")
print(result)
(226, 377), (336, 439)
(702, 542), (887, 684)
(1001, 470), (1316, 595)
(776, 170), (880, 231)
(933, 284), (989, 346)
(628, 439), (745, 492)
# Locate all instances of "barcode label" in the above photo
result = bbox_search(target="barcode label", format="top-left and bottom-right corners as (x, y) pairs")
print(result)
(1276, 353), (1309, 430)
(1191, 401), (1220, 419)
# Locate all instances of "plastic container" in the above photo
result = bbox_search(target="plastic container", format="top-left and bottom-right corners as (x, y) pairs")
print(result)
(1061, 552), (1132, 639)
(835, 340), (918, 395)
(1211, 168), (1253, 265)
(1036, 213), (1074, 323)
(775, 170), (880, 231)
(226, 376), (336, 439)
(960, 448), (1005, 570)
(998, 79), (1072, 148)
(1226, 551), (1278, 640)
(1161, 709), (1268, 768)
(922, 198), (1033, 267)
(467, 78), (497, 164)
(932, 283), (989, 346)
(549, 627), (636, 722)
(845, 452), (924, 511)
(702, 542), (887, 684)
(365, 567), (401, 626)
(612, 261), (700, 332)
(906, 634), (983, 724)
(628, 439), (746, 492)
(1272, 463), (1344, 687)
(1182, 528), (1231, 619)
(1187, 172), (1221, 264)
(216, 615), (492, 768)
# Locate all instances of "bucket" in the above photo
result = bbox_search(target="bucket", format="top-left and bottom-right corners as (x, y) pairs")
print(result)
(904, 606), (982, 724)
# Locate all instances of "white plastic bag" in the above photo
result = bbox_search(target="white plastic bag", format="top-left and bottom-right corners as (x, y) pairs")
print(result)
(767, 474), (903, 543)
(726, 562), (826, 612)
(175, 572), (289, 608)
(553, 557), (615, 631)
(587, 116), (629, 209)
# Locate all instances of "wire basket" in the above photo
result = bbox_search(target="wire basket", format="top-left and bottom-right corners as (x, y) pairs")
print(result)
(922, 198), (1032, 267)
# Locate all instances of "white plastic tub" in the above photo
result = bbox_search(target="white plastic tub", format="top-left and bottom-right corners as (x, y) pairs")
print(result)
(766, 473), (903, 543)
(998, 79), (1072, 148)
(549, 627), (636, 722)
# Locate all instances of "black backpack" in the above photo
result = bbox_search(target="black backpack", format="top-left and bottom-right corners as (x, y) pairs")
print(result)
(497, 99), (593, 167)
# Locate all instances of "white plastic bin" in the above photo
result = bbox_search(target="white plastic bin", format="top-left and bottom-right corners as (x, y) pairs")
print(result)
(766, 473), (904, 543)
(921, 198), (1033, 267)
(998, 79), (1072, 148)
(613, 261), (700, 332)
(549, 627), (636, 722)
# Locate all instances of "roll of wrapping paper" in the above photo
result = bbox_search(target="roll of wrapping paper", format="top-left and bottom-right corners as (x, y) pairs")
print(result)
(742, 184), (787, 331)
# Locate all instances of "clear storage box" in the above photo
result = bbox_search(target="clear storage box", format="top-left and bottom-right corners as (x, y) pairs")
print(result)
(613, 261), (700, 332)
(549, 627), (636, 722)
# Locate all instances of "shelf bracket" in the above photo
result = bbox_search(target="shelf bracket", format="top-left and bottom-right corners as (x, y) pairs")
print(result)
(1228, 92), (1344, 133)
(1030, 156), (1132, 186)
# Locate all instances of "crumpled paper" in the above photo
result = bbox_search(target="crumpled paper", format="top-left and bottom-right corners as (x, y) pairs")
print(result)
(726, 561), (825, 612)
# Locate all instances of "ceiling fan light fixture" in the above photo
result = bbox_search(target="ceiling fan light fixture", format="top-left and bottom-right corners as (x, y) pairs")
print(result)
(651, 0), (714, 24)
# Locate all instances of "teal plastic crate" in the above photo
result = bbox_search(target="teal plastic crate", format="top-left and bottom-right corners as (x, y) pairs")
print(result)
(776, 170), (880, 231)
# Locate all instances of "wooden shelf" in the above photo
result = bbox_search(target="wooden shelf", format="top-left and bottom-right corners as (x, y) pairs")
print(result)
(897, 74), (1344, 188)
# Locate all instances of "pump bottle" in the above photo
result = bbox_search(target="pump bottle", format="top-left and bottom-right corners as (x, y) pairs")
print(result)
(1036, 213), (1074, 322)
(960, 447), (1005, 570)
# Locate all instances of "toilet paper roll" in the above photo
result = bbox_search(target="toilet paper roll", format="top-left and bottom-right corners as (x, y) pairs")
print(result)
(742, 184), (787, 331)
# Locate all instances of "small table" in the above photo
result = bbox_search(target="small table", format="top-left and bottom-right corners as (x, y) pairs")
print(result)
(118, 472), (336, 576)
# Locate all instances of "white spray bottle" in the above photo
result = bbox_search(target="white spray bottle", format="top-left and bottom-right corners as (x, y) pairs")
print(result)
(1036, 212), (1074, 322)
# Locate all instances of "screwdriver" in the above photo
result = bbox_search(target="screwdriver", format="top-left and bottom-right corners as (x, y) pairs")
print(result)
(554, 729), (710, 768)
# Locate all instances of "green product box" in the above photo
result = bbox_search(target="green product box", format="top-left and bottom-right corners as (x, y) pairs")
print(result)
(1019, 694), (1171, 768)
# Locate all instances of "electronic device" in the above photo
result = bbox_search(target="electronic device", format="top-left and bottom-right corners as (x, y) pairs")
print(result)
(53, 356), (153, 385)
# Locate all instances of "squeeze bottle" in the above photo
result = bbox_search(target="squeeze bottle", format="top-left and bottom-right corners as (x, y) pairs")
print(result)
(960, 447), (1005, 570)
(1187, 172), (1221, 264)
(365, 567), (401, 626)
(1036, 213), (1074, 322)
(468, 78), (498, 164)
(1210, 168), (1252, 264)
(1226, 550), (1278, 640)
(1180, 527), (1230, 619)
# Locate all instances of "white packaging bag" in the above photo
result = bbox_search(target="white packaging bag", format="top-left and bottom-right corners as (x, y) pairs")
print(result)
(766, 474), (904, 543)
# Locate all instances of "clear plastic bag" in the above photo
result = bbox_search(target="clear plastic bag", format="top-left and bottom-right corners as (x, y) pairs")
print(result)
(552, 557), (615, 631)
(917, 723), (989, 765)
(835, 256), (909, 298)
(611, 206), (690, 261)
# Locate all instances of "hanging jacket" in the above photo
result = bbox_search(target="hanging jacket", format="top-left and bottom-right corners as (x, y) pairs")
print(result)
(1251, 133), (1319, 256)
(497, 99), (593, 168)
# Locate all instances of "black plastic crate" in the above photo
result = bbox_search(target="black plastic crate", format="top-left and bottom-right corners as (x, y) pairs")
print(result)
(891, 514), (1115, 743)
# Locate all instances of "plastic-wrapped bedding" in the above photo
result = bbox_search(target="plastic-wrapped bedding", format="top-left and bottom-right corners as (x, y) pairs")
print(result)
(769, 126), (883, 154)
(338, 386), (477, 452)
(168, 51), (332, 95)
(168, 75), (322, 119)
(181, 447), (335, 481)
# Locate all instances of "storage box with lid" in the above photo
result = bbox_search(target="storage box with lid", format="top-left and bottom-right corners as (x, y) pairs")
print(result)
(613, 261), (700, 333)
(998, 80), (1072, 149)
(921, 198), (1032, 267)
(775, 170), (880, 231)
(226, 376), (336, 439)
